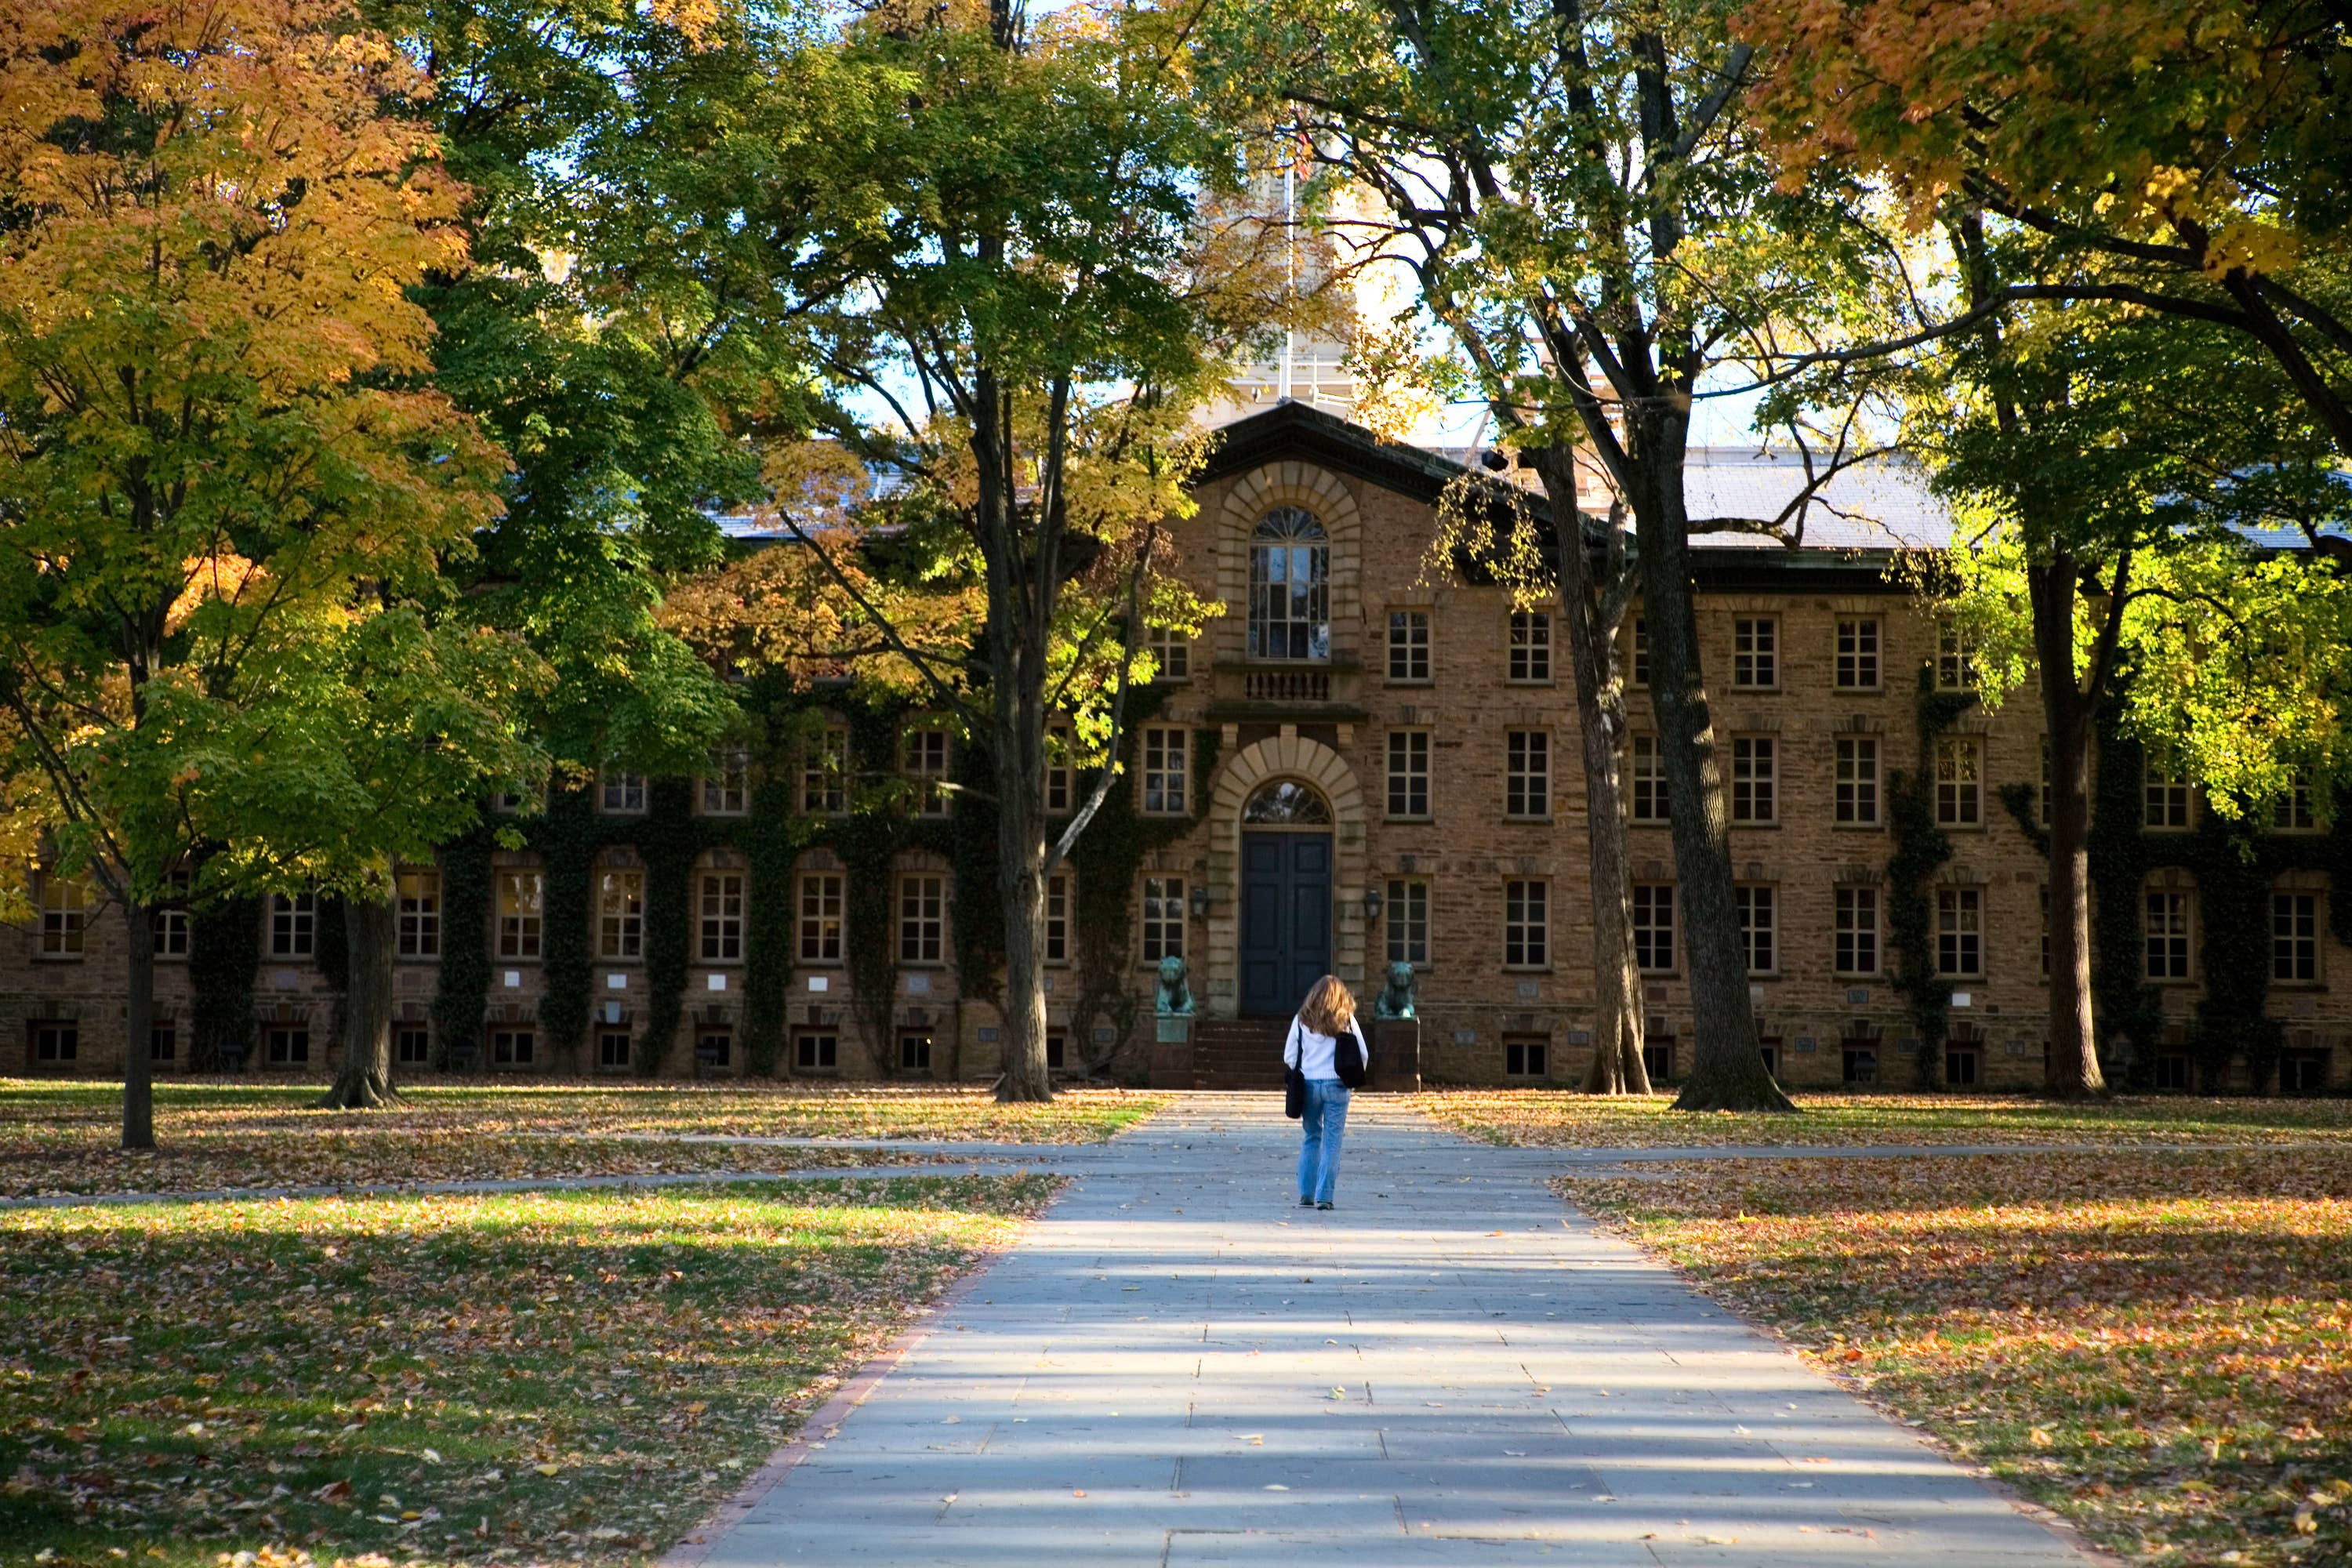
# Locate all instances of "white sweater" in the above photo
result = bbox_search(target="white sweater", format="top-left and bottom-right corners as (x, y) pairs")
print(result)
(1283, 1015), (1369, 1080)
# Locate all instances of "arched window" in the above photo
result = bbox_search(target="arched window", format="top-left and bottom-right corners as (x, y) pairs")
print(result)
(1248, 507), (1329, 661)
(1242, 780), (1332, 826)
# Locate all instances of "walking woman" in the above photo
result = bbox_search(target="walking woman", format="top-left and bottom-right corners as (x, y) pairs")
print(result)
(1285, 974), (1369, 1209)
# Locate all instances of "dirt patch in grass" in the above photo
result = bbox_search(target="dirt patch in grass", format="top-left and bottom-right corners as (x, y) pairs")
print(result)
(1417, 1089), (2352, 1148)
(1559, 1149), (2352, 1566)
(0, 1174), (1060, 1567)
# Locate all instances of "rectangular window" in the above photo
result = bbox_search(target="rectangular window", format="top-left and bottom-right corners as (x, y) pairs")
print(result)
(597, 1029), (632, 1070)
(1508, 610), (1552, 683)
(397, 1026), (432, 1066)
(396, 869), (440, 959)
(270, 891), (317, 958)
(794, 1030), (839, 1072)
(1385, 878), (1429, 966)
(2143, 760), (2190, 829)
(1044, 723), (1072, 815)
(1149, 624), (1191, 681)
(1633, 884), (1675, 973)
(1835, 887), (1879, 975)
(1642, 1035), (1675, 1084)
(799, 871), (844, 964)
(1505, 731), (1550, 818)
(266, 1025), (311, 1066)
(804, 726), (849, 815)
(1733, 617), (1777, 688)
(2154, 1051), (2192, 1091)
(30, 1022), (78, 1063)
(1936, 623), (1980, 691)
(1388, 609), (1431, 682)
(155, 870), (191, 958)
(598, 869), (646, 960)
(1945, 1045), (1980, 1087)
(702, 750), (749, 815)
(1046, 873), (1070, 965)
(1630, 617), (1650, 687)
(1142, 727), (1188, 815)
(2144, 891), (2192, 980)
(498, 871), (543, 960)
(1736, 884), (1776, 974)
(904, 728), (950, 815)
(697, 1029), (732, 1070)
(898, 873), (944, 964)
(1835, 617), (1879, 689)
(1142, 877), (1185, 961)
(1630, 735), (1669, 824)
(1731, 736), (1775, 823)
(1387, 730), (1430, 818)
(600, 771), (646, 814)
(491, 1028), (535, 1066)
(1835, 737), (1879, 825)
(2274, 892), (2319, 982)
(1936, 737), (1981, 827)
(150, 1025), (175, 1063)
(1504, 1036), (1548, 1078)
(699, 871), (745, 963)
(2274, 774), (2319, 831)
(1843, 1044), (1879, 1084)
(1047, 1030), (1068, 1071)
(1936, 887), (1984, 977)
(1504, 879), (1548, 967)
(899, 1032), (934, 1074)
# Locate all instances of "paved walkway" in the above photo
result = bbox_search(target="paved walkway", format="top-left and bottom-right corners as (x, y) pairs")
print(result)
(690, 1095), (2095, 1567)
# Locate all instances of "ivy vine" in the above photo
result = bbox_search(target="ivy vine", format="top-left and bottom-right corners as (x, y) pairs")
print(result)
(1883, 669), (1980, 1087)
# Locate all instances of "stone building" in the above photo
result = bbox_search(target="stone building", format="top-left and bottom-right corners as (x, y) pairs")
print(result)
(5, 402), (2347, 1091)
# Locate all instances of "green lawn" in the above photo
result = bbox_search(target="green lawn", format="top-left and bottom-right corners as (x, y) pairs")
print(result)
(1, 1175), (1060, 1567)
(0, 1081), (1164, 1198)
(1414, 1089), (2352, 1147)
(1562, 1149), (2352, 1566)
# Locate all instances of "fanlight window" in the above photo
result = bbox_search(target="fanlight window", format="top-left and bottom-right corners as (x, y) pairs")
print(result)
(1243, 780), (1333, 825)
(1248, 507), (1330, 661)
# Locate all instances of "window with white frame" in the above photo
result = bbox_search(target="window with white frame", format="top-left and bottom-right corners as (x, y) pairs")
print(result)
(1935, 737), (1981, 827)
(1044, 723), (1072, 814)
(699, 870), (745, 962)
(600, 771), (646, 815)
(1141, 876), (1185, 961)
(1736, 884), (1776, 974)
(1387, 730), (1430, 818)
(2144, 889), (2192, 980)
(1835, 736), (1879, 825)
(803, 725), (849, 815)
(1504, 879), (1548, 967)
(1385, 878), (1428, 966)
(2143, 757), (2191, 829)
(799, 871), (844, 963)
(38, 875), (87, 958)
(1733, 617), (1777, 688)
(2274, 773), (2319, 831)
(1936, 887), (1983, 976)
(1835, 887), (1878, 975)
(1508, 610), (1552, 682)
(702, 750), (749, 815)
(1936, 622), (1980, 691)
(2274, 891), (2319, 982)
(270, 891), (316, 958)
(1835, 617), (1879, 689)
(1388, 609), (1430, 681)
(1248, 507), (1330, 660)
(1730, 736), (1775, 823)
(903, 728), (950, 815)
(1505, 730), (1549, 818)
(1045, 873), (1070, 965)
(898, 873), (945, 964)
(1632, 884), (1675, 972)
(1630, 735), (1669, 823)
(1149, 623), (1190, 681)
(155, 869), (191, 958)
(396, 868), (439, 959)
(1142, 727), (1187, 815)
(498, 871), (543, 959)
(598, 869), (645, 960)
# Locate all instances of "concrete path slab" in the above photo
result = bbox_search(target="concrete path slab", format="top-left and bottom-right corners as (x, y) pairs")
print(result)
(689, 1094), (2097, 1567)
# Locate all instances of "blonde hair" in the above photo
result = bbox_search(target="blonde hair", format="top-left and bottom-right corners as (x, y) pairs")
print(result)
(1298, 974), (1356, 1036)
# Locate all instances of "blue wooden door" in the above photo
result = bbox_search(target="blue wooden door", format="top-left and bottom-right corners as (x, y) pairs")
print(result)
(1240, 832), (1333, 1015)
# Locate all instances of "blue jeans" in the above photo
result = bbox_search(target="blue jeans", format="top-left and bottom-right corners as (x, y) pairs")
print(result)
(1297, 1078), (1351, 1204)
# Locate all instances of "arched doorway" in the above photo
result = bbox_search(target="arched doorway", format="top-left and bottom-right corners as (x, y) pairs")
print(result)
(1240, 779), (1333, 1014)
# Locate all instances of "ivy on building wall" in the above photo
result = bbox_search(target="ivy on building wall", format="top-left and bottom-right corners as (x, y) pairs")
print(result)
(430, 827), (495, 1066)
(186, 870), (260, 1071)
(1883, 670), (1980, 1087)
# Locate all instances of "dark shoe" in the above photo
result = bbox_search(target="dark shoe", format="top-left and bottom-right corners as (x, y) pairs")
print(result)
(1300, 1196), (1314, 1207)
(1317, 1200), (1334, 1210)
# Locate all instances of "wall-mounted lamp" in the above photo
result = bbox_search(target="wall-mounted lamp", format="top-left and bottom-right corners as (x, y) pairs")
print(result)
(1189, 884), (1212, 919)
(1363, 887), (1384, 920)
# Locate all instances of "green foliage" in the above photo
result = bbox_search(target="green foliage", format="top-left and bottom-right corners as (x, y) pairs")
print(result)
(430, 829), (498, 1066)
(186, 887), (262, 1073)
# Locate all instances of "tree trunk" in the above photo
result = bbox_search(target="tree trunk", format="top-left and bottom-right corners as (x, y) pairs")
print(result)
(1627, 446), (1792, 1112)
(319, 895), (397, 1109)
(2029, 557), (2110, 1100)
(122, 898), (156, 1150)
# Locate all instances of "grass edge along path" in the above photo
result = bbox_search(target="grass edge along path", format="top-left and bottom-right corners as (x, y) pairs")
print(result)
(0, 1174), (1062, 1568)
(1557, 1149), (2352, 1567)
